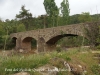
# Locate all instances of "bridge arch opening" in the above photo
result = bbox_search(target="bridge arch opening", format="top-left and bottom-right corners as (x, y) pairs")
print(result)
(11, 37), (17, 49)
(46, 34), (77, 44)
(12, 37), (17, 44)
(22, 37), (37, 51)
(46, 34), (89, 51)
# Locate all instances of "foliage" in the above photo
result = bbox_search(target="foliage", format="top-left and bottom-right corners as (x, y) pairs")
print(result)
(57, 36), (89, 48)
(60, 0), (70, 25)
(43, 0), (59, 27)
(96, 25), (100, 48)
(43, 0), (59, 17)
(78, 12), (92, 23)
(0, 22), (5, 35)
(70, 14), (80, 24)
(91, 14), (100, 21)
(16, 5), (33, 30)
(91, 65), (100, 75)
(56, 46), (61, 52)
(31, 39), (37, 49)
(17, 23), (26, 32)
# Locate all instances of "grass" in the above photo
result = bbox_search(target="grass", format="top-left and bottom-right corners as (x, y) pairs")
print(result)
(0, 54), (50, 75)
(0, 48), (100, 75)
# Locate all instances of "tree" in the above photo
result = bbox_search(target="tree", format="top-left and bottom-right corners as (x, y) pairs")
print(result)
(70, 14), (80, 24)
(0, 21), (4, 35)
(0, 23), (5, 44)
(43, 0), (59, 27)
(91, 14), (100, 21)
(16, 5), (33, 30)
(96, 25), (100, 49)
(60, 0), (70, 25)
(17, 23), (26, 32)
(78, 12), (92, 23)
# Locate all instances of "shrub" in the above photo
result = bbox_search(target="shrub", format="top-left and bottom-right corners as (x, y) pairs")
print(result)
(96, 45), (100, 49)
(91, 65), (100, 75)
(56, 47), (61, 52)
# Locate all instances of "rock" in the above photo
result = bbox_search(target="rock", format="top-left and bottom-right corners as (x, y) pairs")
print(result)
(19, 49), (24, 53)
(37, 64), (58, 75)
(64, 61), (71, 71)
(49, 57), (87, 75)
(13, 72), (30, 75)
(69, 63), (87, 75)
(49, 57), (67, 68)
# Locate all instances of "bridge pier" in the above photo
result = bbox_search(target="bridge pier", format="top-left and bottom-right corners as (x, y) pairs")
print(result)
(15, 37), (22, 50)
(37, 37), (45, 52)
(37, 37), (56, 52)
(15, 37), (32, 52)
(37, 42), (56, 52)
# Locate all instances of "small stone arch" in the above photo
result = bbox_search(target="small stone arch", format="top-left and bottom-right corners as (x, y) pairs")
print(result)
(21, 37), (37, 51)
(21, 35), (37, 41)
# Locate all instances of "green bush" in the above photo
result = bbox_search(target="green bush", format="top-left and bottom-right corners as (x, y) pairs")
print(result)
(96, 45), (100, 49)
(91, 65), (100, 75)
(56, 47), (61, 52)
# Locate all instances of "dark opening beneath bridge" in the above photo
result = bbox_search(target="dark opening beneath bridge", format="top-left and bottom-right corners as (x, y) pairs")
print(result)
(46, 34), (78, 45)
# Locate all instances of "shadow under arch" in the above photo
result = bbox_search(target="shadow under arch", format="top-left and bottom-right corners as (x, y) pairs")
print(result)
(22, 37), (37, 51)
(46, 34), (78, 45)
(45, 34), (89, 51)
(12, 37), (17, 44)
(11, 37), (17, 49)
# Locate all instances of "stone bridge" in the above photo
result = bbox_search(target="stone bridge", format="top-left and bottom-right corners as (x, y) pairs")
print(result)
(10, 22), (98, 52)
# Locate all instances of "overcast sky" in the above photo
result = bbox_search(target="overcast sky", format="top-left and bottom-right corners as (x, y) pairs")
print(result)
(0, 0), (100, 21)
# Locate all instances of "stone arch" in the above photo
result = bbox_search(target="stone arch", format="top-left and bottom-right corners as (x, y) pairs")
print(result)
(45, 32), (85, 51)
(46, 34), (78, 45)
(45, 29), (84, 43)
(21, 35), (37, 41)
(21, 37), (37, 51)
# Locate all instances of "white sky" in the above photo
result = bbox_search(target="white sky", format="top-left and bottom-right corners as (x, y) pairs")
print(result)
(0, 0), (100, 21)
